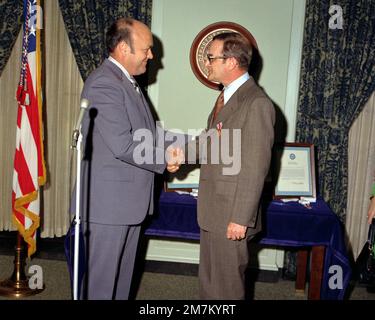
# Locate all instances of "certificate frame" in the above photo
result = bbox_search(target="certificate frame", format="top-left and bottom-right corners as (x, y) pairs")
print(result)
(273, 143), (316, 199)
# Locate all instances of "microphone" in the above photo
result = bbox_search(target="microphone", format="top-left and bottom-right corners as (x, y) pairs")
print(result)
(71, 98), (89, 148)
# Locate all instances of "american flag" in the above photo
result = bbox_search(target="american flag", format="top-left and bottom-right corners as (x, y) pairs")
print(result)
(12, 0), (46, 257)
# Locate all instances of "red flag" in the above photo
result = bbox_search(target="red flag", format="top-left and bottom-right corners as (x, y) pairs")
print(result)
(12, 0), (46, 257)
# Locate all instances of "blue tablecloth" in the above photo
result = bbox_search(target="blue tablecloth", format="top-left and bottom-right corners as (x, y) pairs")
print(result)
(145, 191), (351, 300)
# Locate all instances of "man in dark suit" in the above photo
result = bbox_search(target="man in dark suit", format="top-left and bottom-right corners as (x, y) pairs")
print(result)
(193, 32), (275, 299)
(78, 18), (180, 300)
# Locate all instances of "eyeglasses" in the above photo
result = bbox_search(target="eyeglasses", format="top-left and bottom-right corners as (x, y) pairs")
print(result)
(206, 54), (228, 64)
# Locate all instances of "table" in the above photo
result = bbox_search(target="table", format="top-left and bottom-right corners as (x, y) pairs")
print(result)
(145, 191), (351, 300)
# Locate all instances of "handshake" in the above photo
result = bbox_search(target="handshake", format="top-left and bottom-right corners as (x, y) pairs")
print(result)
(166, 146), (184, 173)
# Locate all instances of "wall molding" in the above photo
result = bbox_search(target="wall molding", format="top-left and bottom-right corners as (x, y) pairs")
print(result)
(284, 0), (306, 141)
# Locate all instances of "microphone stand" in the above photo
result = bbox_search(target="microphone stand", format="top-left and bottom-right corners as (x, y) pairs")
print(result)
(71, 128), (83, 300)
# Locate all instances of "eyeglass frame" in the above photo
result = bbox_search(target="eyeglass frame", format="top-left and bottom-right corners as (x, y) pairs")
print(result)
(205, 54), (229, 64)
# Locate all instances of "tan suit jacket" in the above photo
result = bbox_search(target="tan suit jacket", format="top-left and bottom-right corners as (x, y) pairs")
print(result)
(194, 77), (275, 237)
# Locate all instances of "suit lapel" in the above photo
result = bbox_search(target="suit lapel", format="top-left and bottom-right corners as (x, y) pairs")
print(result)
(139, 92), (155, 133)
(104, 59), (155, 133)
(125, 81), (154, 130)
(210, 77), (256, 127)
(112, 63), (154, 131)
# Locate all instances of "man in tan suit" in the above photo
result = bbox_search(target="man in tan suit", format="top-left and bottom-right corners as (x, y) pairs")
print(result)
(193, 32), (275, 299)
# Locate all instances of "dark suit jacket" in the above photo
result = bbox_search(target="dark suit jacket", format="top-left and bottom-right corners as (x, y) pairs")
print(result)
(195, 77), (275, 236)
(79, 59), (166, 226)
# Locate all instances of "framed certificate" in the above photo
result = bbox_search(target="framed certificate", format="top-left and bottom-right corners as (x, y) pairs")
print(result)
(273, 143), (316, 199)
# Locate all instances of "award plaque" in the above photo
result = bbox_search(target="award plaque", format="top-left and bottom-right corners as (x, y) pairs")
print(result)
(190, 21), (258, 90)
(274, 143), (317, 199)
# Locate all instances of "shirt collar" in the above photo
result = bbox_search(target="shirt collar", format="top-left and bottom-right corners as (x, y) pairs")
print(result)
(223, 72), (250, 104)
(108, 56), (133, 82)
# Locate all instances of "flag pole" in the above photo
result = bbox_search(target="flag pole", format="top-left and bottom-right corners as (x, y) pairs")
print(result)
(0, 233), (44, 297)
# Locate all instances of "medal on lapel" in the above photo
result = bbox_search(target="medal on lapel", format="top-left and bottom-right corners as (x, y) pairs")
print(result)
(216, 122), (223, 137)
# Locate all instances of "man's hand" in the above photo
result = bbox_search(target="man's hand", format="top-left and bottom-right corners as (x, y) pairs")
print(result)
(226, 222), (247, 241)
(167, 163), (180, 173)
(368, 197), (375, 224)
(166, 146), (184, 173)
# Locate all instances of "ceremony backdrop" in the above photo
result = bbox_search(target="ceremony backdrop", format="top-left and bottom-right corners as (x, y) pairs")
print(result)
(0, 0), (23, 76)
(0, 0), (84, 238)
(58, 0), (152, 80)
(295, 0), (375, 223)
(0, 0), (374, 262)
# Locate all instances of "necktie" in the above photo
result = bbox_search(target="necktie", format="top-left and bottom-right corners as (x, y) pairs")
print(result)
(212, 90), (224, 121)
(130, 77), (141, 94)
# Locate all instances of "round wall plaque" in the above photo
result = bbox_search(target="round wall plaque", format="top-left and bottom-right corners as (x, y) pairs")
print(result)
(190, 21), (258, 90)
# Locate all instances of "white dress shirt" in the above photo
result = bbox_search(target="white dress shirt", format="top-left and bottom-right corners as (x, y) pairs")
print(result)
(223, 72), (250, 104)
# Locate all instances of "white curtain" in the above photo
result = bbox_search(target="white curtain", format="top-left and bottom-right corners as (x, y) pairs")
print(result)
(0, 30), (21, 231)
(0, 0), (83, 237)
(346, 91), (375, 259)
